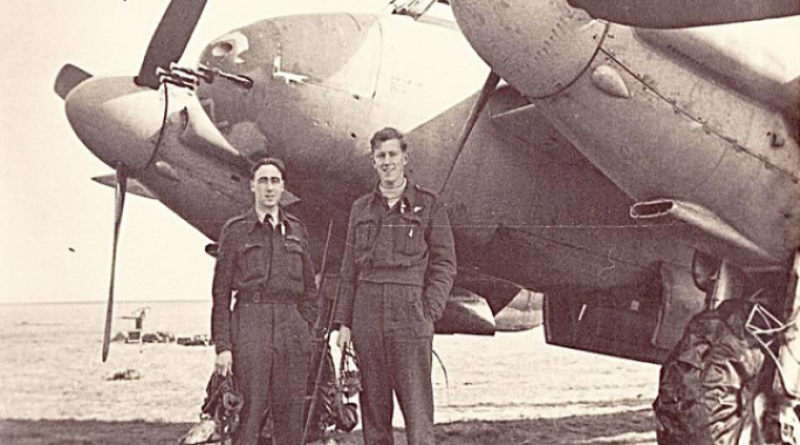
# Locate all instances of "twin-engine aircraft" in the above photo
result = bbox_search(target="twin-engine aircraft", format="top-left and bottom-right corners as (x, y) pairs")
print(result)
(449, 0), (800, 442)
(55, 0), (545, 363)
(56, 0), (800, 437)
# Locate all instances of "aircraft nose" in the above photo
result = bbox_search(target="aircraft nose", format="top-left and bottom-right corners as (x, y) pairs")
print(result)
(452, 0), (607, 98)
(65, 76), (167, 172)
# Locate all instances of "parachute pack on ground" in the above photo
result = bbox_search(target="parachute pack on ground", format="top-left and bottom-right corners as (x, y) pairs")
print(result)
(179, 345), (360, 445)
(179, 373), (244, 445)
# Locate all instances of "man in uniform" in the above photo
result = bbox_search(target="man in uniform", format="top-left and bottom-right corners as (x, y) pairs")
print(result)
(334, 127), (457, 445)
(211, 157), (318, 445)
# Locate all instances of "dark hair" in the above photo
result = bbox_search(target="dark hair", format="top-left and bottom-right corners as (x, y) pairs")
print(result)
(369, 127), (407, 152)
(251, 157), (287, 181)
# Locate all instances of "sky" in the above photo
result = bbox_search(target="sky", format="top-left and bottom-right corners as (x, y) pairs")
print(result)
(0, 0), (379, 304)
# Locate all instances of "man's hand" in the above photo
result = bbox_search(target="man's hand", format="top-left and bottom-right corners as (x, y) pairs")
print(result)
(336, 326), (352, 350)
(215, 350), (233, 376)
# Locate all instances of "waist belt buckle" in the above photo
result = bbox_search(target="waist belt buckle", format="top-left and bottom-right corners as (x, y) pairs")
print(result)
(252, 290), (261, 303)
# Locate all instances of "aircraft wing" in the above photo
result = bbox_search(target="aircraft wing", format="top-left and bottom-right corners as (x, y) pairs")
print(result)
(567, 0), (800, 28)
(92, 173), (302, 206)
(92, 174), (157, 200)
(404, 83), (724, 362)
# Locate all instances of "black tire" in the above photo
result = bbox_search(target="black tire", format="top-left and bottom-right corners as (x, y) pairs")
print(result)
(653, 299), (766, 445)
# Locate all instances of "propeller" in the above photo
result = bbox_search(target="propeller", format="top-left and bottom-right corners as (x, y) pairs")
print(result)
(567, 0), (800, 28)
(135, 0), (208, 88)
(96, 0), (205, 360)
(54, 64), (92, 99)
(102, 165), (128, 362)
(440, 71), (500, 193)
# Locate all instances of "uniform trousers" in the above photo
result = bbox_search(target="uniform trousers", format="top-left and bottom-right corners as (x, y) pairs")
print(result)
(351, 282), (435, 445)
(232, 301), (311, 445)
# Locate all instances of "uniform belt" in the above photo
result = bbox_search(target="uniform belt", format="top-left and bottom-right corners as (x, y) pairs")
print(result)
(237, 289), (297, 304)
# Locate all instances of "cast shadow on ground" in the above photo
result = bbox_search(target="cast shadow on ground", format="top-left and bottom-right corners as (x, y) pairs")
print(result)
(0, 407), (655, 445)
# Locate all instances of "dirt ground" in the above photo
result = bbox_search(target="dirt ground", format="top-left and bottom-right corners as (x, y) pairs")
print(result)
(0, 302), (659, 445)
(0, 409), (655, 445)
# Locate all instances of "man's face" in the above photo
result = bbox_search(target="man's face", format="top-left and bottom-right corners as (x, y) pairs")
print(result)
(250, 164), (284, 211)
(372, 139), (408, 186)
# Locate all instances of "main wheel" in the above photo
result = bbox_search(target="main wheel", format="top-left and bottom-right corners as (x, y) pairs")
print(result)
(653, 299), (766, 445)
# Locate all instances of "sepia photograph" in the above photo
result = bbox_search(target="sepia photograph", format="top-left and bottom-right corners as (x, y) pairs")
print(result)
(1, 1), (799, 444)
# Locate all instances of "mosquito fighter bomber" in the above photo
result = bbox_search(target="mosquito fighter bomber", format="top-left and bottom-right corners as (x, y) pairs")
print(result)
(55, 0), (800, 441)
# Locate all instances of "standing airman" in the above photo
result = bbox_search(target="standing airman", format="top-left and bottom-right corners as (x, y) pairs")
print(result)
(211, 157), (318, 445)
(334, 127), (457, 445)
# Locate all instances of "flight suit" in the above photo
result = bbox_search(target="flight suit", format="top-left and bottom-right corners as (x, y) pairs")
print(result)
(212, 209), (318, 445)
(334, 182), (457, 445)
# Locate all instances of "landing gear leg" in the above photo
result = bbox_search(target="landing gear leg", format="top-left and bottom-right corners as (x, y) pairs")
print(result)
(655, 256), (765, 445)
(772, 251), (800, 445)
(706, 260), (746, 309)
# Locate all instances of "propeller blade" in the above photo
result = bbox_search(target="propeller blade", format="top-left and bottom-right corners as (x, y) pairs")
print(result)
(102, 165), (128, 362)
(135, 0), (208, 89)
(567, 0), (800, 28)
(440, 71), (501, 193)
(54, 64), (92, 100)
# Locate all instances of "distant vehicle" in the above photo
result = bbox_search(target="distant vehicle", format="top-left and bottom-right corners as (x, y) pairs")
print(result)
(177, 335), (212, 347)
(120, 307), (149, 343)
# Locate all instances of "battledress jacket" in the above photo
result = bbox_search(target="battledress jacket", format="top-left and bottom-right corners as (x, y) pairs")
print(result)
(211, 208), (318, 353)
(333, 182), (457, 327)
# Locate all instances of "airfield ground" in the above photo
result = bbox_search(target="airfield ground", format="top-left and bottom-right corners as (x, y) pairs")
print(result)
(0, 301), (658, 444)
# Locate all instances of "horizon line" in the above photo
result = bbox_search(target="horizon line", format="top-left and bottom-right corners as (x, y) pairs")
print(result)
(0, 299), (209, 306)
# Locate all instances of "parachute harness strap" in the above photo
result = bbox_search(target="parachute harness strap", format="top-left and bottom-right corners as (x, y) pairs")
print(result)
(339, 343), (362, 400)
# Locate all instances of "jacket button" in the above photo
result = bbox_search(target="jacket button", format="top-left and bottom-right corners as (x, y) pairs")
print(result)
(253, 291), (261, 303)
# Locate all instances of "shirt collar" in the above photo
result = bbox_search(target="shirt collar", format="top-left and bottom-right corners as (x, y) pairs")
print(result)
(370, 178), (419, 213)
(255, 206), (280, 227)
(247, 207), (287, 233)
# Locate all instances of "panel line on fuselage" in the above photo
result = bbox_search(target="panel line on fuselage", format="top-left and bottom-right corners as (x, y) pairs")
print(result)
(598, 48), (799, 183)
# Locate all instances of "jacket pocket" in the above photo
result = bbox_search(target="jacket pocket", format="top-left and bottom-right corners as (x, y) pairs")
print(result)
(284, 241), (304, 280)
(394, 213), (424, 256)
(238, 242), (267, 280)
(354, 219), (376, 253)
